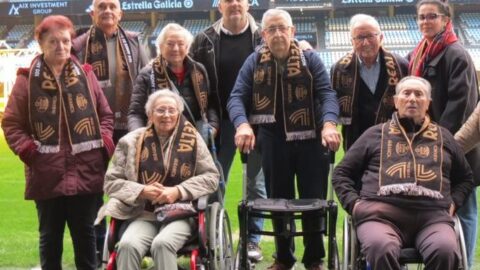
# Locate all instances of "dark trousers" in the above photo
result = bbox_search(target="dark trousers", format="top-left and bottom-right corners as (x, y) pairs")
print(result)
(35, 194), (98, 270)
(354, 200), (459, 270)
(258, 128), (329, 268)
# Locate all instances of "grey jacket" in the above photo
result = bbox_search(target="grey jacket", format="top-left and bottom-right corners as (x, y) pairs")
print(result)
(189, 14), (262, 119)
(97, 127), (219, 222)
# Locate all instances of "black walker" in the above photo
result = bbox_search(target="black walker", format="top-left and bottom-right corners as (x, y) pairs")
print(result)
(236, 152), (340, 269)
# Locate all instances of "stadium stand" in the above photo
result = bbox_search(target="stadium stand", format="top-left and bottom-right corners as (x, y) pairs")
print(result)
(5, 24), (33, 48)
(152, 19), (177, 37)
(183, 19), (210, 36)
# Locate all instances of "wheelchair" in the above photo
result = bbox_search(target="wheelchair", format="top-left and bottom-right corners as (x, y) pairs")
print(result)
(235, 152), (340, 270)
(342, 214), (468, 270)
(101, 131), (234, 270)
(101, 194), (234, 270)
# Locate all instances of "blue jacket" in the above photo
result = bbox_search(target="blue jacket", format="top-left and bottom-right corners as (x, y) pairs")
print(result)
(227, 49), (339, 131)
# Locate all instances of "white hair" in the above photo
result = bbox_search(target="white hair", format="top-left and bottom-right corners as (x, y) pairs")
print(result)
(155, 23), (193, 56)
(395, 76), (432, 99)
(145, 89), (185, 116)
(261, 9), (293, 29)
(349, 14), (381, 36)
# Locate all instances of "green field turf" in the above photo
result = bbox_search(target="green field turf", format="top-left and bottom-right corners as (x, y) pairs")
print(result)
(0, 131), (479, 269)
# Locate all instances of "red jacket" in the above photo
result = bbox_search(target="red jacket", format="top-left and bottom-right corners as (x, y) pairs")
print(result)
(1, 61), (114, 200)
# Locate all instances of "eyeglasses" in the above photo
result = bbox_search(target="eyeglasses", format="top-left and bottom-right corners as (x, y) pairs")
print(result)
(352, 33), (380, 43)
(165, 41), (186, 49)
(154, 107), (178, 115)
(417, 13), (444, 21)
(265, 25), (291, 35)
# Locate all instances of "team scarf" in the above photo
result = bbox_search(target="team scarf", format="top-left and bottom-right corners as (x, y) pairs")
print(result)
(409, 21), (458, 76)
(331, 48), (402, 126)
(251, 41), (316, 141)
(378, 113), (444, 199)
(28, 55), (102, 154)
(136, 115), (197, 187)
(85, 26), (135, 130)
(150, 56), (209, 116)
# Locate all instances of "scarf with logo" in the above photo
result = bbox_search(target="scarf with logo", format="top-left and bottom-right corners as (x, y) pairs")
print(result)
(331, 48), (402, 126)
(150, 56), (209, 117)
(28, 55), (102, 154)
(85, 26), (135, 130)
(251, 41), (315, 141)
(378, 113), (444, 199)
(409, 21), (457, 76)
(136, 115), (197, 188)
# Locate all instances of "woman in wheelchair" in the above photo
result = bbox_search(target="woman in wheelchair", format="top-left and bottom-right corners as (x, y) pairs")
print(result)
(97, 90), (219, 269)
(332, 76), (474, 270)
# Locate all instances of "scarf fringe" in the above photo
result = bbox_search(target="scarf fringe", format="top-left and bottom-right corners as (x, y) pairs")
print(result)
(71, 139), (104, 155)
(37, 145), (60, 154)
(249, 114), (276, 124)
(378, 183), (444, 199)
(286, 130), (317, 141)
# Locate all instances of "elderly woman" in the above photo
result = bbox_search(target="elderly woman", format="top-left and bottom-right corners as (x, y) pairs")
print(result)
(333, 76), (473, 270)
(98, 90), (219, 269)
(128, 23), (219, 139)
(1, 15), (114, 269)
(409, 0), (480, 266)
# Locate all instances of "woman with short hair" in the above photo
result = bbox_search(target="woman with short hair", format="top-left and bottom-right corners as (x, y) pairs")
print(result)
(99, 89), (219, 269)
(409, 1), (480, 267)
(1, 15), (114, 269)
(128, 23), (219, 140)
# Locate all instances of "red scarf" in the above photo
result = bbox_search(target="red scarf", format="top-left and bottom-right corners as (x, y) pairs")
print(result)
(409, 21), (458, 76)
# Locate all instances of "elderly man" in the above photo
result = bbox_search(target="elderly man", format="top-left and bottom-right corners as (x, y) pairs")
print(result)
(73, 0), (147, 143)
(228, 9), (341, 270)
(190, 0), (267, 261)
(333, 76), (474, 270)
(72, 0), (147, 262)
(331, 14), (408, 150)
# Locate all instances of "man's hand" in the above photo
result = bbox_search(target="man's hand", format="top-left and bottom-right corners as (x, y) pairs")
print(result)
(321, 122), (341, 151)
(235, 123), (255, 153)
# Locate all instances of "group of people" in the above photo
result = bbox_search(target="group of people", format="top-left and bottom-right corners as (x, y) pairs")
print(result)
(1, 0), (479, 270)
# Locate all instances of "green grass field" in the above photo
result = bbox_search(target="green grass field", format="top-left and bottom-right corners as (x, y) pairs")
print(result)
(1, 131), (479, 269)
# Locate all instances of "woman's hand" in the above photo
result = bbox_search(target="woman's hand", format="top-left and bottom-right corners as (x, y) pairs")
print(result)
(139, 184), (163, 201)
(151, 183), (181, 205)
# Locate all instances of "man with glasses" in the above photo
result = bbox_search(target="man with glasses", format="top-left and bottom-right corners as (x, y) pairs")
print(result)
(228, 9), (341, 270)
(72, 0), (147, 263)
(190, 0), (267, 262)
(331, 14), (408, 151)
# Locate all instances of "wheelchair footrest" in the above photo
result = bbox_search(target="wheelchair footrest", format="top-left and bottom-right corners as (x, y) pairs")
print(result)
(399, 248), (422, 264)
(247, 198), (330, 212)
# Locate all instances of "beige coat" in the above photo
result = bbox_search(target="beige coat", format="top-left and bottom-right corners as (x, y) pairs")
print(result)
(455, 102), (480, 154)
(97, 127), (219, 222)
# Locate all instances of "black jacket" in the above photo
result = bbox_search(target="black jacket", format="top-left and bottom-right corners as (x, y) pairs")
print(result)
(127, 57), (219, 131)
(411, 41), (480, 185)
(189, 14), (262, 120)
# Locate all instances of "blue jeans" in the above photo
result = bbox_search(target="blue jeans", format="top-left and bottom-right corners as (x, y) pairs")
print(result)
(457, 187), (477, 268)
(217, 119), (266, 243)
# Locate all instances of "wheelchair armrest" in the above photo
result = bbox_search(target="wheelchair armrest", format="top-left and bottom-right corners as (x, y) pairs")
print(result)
(196, 195), (209, 211)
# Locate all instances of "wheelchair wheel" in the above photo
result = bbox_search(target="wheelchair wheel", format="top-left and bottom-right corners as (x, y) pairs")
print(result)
(208, 202), (234, 270)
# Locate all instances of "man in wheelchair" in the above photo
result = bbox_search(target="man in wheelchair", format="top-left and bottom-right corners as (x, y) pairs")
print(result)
(332, 76), (474, 270)
(97, 90), (219, 269)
